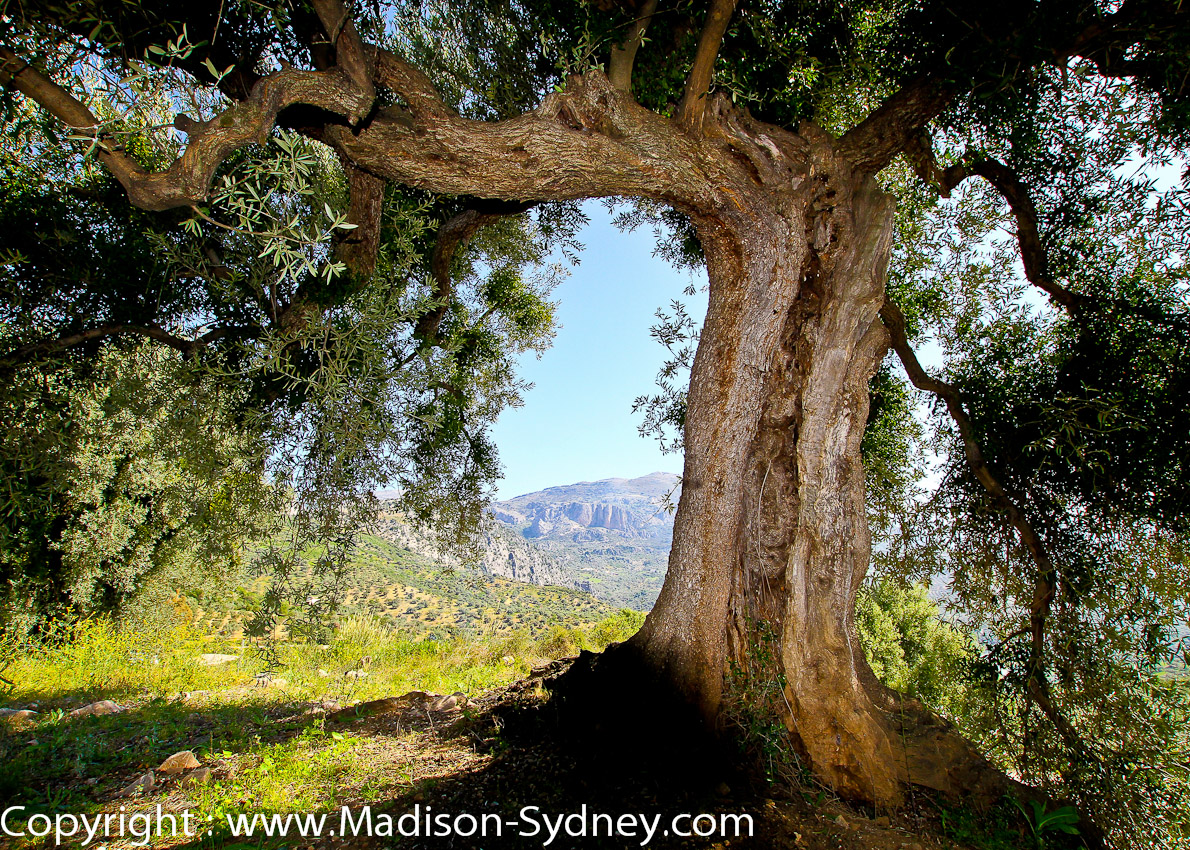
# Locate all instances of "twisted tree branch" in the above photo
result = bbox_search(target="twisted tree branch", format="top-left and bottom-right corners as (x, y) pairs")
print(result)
(414, 200), (533, 344)
(0, 46), (373, 211)
(904, 136), (1086, 313)
(837, 77), (952, 174)
(311, 0), (375, 122)
(881, 297), (1091, 761)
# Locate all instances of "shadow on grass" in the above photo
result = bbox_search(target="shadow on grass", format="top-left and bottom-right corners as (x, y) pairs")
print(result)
(1, 674), (1050, 850)
(0, 690), (326, 811)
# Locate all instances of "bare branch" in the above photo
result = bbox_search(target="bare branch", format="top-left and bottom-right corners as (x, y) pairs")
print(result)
(414, 200), (533, 344)
(608, 0), (660, 93)
(0, 46), (373, 211)
(881, 297), (1091, 760)
(675, 0), (736, 132)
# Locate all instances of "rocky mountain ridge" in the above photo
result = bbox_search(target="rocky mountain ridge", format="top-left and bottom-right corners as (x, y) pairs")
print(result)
(373, 512), (572, 589)
(373, 472), (680, 610)
(487, 472), (680, 609)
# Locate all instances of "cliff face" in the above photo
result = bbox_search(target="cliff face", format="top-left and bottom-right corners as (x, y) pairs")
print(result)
(372, 472), (681, 610)
(477, 524), (571, 586)
(486, 472), (680, 609)
(491, 471), (678, 540)
(373, 514), (573, 589)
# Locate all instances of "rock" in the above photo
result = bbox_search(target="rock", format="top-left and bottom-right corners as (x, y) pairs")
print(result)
(180, 767), (212, 786)
(318, 669), (332, 678)
(157, 751), (200, 775)
(431, 692), (465, 712)
(501, 655), (515, 665)
(252, 673), (286, 687)
(70, 700), (123, 718)
(120, 771), (155, 797)
(875, 815), (890, 828)
(0, 709), (37, 726)
(715, 782), (731, 797)
(197, 654), (239, 666)
(834, 815), (849, 829)
(344, 669), (368, 680)
(330, 696), (404, 720)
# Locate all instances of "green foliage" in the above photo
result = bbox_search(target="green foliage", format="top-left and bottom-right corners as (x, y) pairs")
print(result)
(1009, 798), (1081, 850)
(2, 3), (1190, 847)
(0, 26), (584, 632)
(0, 601), (642, 843)
(855, 580), (978, 719)
(0, 346), (280, 629)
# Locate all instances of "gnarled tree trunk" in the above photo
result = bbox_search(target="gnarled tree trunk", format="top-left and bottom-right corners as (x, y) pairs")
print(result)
(7, 18), (1009, 801)
(624, 126), (1003, 806)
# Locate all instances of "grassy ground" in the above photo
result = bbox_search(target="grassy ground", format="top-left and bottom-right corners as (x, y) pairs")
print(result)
(0, 612), (1047, 850)
(0, 613), (641, 835)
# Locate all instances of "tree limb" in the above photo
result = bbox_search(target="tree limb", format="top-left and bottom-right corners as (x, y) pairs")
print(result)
(0, 322), (258, 376)
(904, 136), (1087, 313)
(675, 0), (737, 132)
(373, 50), (459, 120)
(836, 77), (952, 174)
(880, 297), (1092, 761)
(0, 46), (373, 211)
(329, 69), (724, 208)
(1061, 0), (1188, 83)
(334, 157), (386, 276)
(608, 0), (660, 93)
(310, 0), (375, 123)
(414, 200), (533, 344)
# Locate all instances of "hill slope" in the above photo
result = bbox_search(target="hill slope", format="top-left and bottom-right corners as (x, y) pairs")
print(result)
(487, 471), (680, 609)
(186, 532), (617, 638)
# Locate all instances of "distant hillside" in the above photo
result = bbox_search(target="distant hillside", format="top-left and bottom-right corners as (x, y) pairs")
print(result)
(184, 532), (617, 639)
(487, 472), (680, 609)
(374, 511), (572, 588)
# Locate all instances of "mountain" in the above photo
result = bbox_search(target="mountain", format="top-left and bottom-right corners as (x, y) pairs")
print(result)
(185, 532), (616, 638)
(374, 512), (572, 588)
(487, 472), (680, 609)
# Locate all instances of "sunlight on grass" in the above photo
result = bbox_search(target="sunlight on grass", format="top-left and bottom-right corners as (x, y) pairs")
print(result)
(0, 608), (646, 842)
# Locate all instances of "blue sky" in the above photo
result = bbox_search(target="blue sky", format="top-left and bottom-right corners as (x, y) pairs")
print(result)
(489, 202), (707, 500)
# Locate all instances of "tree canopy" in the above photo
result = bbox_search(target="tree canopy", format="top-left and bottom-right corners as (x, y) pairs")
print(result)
(2, 0), (1189, 844)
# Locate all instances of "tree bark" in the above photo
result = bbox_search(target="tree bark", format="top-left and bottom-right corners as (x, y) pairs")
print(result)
(9, 42), (1013, 806)
(623, 126), (1005, 806)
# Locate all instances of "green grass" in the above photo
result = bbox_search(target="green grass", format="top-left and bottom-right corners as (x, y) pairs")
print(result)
(0, 609), (645, 847)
